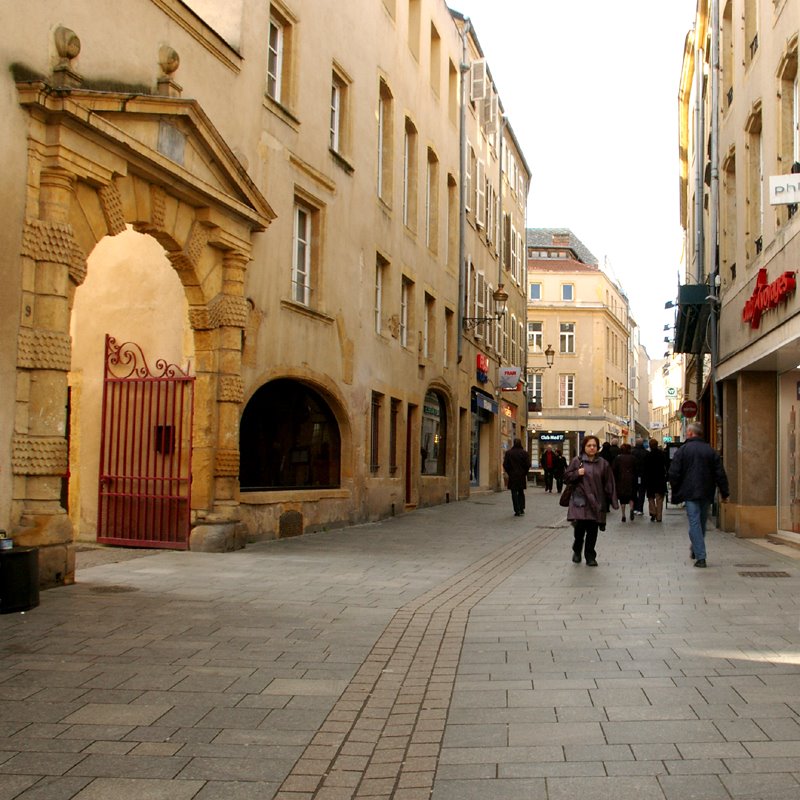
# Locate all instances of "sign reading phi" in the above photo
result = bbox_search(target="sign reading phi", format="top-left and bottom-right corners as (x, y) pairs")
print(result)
(742, 268), (797, 329)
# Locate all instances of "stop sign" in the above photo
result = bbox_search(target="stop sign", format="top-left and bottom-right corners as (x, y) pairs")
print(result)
(681, 400), (698, 418)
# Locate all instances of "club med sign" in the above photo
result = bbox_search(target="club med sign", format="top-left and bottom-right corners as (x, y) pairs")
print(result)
(742, 268), (796, 329)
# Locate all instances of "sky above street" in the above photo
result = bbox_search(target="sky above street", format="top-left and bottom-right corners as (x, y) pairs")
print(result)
(450, 0), (698, 358)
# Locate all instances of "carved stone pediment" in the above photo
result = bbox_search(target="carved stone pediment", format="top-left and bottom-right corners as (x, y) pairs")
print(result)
(17, 83), (275, 234)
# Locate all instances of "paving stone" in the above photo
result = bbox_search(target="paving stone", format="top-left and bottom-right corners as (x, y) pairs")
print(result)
(545, 776), (667, 800)
(71, 778), (204, 799)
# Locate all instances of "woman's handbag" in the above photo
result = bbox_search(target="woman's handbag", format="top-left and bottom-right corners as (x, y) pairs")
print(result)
(558, 484), (573, 507)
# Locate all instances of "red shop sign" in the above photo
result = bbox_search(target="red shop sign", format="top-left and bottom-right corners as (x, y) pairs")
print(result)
(476, 354), (489, 373)
(742, 268), (797, 329)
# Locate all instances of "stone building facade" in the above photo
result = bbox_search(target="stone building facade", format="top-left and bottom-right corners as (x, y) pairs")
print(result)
(0, 0), (529, 585)
(678, 0), (799, 541)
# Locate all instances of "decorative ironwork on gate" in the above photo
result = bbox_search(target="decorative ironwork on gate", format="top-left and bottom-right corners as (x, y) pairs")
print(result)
(97, 335), (194, 549)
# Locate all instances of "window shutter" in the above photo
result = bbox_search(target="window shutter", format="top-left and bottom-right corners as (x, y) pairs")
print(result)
(470, 60), (486, 101)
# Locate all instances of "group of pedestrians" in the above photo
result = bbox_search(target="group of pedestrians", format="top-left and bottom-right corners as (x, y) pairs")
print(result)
(503, 425), (730, 570)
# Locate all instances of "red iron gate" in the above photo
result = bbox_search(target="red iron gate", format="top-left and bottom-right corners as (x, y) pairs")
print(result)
(97, 335), (194, 549)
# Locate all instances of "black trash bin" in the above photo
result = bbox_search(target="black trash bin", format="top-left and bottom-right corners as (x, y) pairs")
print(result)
(0, 546), (40, 613)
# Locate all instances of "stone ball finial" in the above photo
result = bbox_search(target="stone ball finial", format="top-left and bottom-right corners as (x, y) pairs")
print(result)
(159, 45), (180, 76)
(54, 26), (81, 61)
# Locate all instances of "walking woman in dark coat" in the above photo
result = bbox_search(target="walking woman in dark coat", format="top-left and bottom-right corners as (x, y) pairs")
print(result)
(503, 438), (532, 516)
(644, 438), (668, 522)
(612, 443), (638, 522)
(565, 435), (618, 566)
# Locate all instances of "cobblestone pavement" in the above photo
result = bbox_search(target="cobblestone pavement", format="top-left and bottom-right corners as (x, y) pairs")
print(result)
(2, 489), (800, 800)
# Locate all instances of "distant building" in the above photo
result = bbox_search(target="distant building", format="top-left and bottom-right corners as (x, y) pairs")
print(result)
(526, 229), (633, 468)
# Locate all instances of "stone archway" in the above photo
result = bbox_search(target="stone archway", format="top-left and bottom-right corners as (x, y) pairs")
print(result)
(11, 83), (274, 585)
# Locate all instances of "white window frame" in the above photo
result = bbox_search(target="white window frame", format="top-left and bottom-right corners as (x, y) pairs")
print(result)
(559, 374), (575, 408)
(330, 79), (341, 152)
(474, 271), (486, 340)
(528, 321), (543, 352)
(560, 322), (575, 354)
(561, 283), (574, 301)
(292, 204), (311, 306)
(267, 16), (284, 102)
(377, 91), (386, 197)
(475, 159), (486, 228)
(530, 282), (542, 301)
(400, 279), (410, 348)
(528, 371), (543, 407)
(375, 260), (383, 335)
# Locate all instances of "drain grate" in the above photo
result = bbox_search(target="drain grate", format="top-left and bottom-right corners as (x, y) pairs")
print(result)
(738, 571), (791, 578)
(88, 584), (139, 593)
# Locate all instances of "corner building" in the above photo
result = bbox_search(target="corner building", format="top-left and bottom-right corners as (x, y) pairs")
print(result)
(0, 0), (530, 585)
(678, 0), (799, 541)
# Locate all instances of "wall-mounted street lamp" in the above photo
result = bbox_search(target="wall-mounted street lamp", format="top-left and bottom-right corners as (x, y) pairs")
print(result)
(528, 343), (555, 375)
(463, 284), (509, 330)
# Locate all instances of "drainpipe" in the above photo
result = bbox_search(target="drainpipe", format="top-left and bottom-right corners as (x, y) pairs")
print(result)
(457, 19), (470, 366)
(694, 38), (706, 396)
(709, 0), (722, 426)
(456, 18), (471, 501)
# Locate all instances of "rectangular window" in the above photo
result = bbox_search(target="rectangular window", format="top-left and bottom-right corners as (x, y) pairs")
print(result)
(561, 283), (574, 301)
(465, 145), (474, 213)
(375, 253), (388, 335)
(389, 398), (400, 474)
(444, 308), (453, 365)
(330, 81), (340, 151)
(530, 282), (542, 301)
(292, 204), (312, 305)
(446, 174), (458, 272)
(330, 70), (349, 154)
(400, 277), (411, 348)
(448, 59), (458, 125)
(528, 321), (542, 352)
(560, 322), (575, 354)
(510, 315), (517, 362)
(408, 0), (420, 60)
(474, 271), (485, 340)
(429, 22), (441, 95)
(527, 371), (542, 410)
(403, 118), (418, 230)
(475, 159), (486, 228)
(377, 80), (393, 203)
(423, 293), (434, 358)
(559, 374), (575, 408)
(267, 16), (284, 102)
(370, 392), (383, 473)
(426, 148), (439, 250)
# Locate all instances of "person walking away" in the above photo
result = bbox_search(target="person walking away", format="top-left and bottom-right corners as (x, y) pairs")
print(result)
(553, 448), (567, 493)
(644, 438), (668, 522)
(503, 438), (532, 517)
(565, 435), (618, 566)
(668, 422), (730, 568)
(631, 437), (648, 516)
(542, 443), (556, 493)
(612, 443), (637, 522)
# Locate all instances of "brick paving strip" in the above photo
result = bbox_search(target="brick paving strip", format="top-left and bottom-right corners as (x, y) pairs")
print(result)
(273, 525), (562, 800)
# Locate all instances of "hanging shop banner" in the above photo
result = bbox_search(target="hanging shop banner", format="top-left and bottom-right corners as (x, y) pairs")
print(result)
(476, 353), (489, 384)
(499, 365), (522, 390)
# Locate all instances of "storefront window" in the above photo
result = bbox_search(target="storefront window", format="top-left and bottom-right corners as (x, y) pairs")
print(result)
(421, 391), (446, 475)
(239, 379), (341, 490)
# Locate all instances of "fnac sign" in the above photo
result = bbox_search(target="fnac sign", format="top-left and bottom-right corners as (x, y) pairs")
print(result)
(742, 268), (796, 329)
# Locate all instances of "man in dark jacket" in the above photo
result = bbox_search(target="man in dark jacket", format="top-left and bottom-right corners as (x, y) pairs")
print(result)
(503, 438), (532, 516)
(631, 438), (648, 516)
(668, 422), (730, 568)
(541, 443), (557, 492)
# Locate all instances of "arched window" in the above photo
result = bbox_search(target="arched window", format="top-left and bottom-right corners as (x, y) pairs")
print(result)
(240, 379), (341, 490)
(421, 390), (447, 475)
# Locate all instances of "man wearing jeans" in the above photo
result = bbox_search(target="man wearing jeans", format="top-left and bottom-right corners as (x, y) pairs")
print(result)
(668, 422), (730, 568)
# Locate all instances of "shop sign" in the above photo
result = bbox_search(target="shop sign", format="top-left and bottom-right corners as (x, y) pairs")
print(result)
(539, 433), (563, 442)
(742, 268), (796, 329)
(476, 353), (489, 383)
(769, 175), (800, 205)
(499, 365), (521, 390)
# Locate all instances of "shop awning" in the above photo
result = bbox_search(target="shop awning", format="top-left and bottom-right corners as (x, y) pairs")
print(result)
(673, 283), (712, 354)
